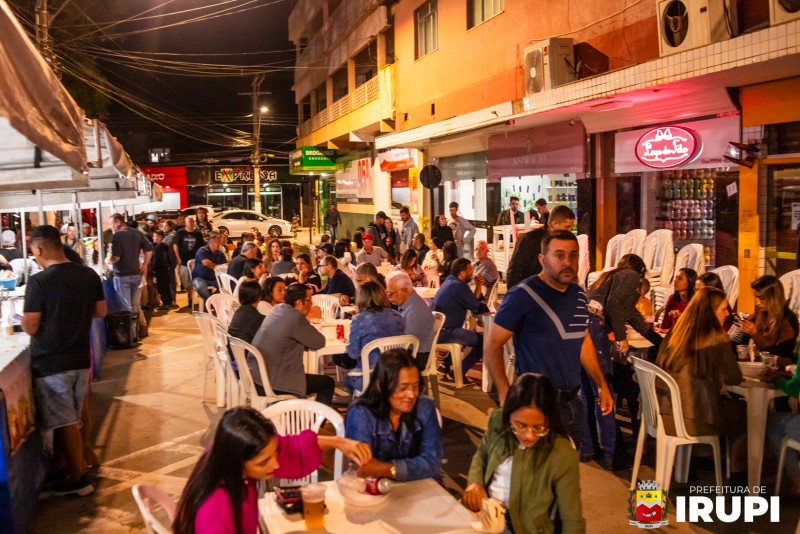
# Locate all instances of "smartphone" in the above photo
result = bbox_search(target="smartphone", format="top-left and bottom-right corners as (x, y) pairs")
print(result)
(275, 485), (303, 514)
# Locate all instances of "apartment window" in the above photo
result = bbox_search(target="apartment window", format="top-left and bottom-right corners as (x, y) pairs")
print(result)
(467, 0), (502, 28)
(415, 0), (438, 59)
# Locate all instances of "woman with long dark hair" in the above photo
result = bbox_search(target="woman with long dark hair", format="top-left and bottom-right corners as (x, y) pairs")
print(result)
(395, 248), (426, 286)
(263, 238), (282, 274)
(173, 407), (371, 534)
(258, 276), (286, 316)
(739, 275), (799, 363)
(660, 267), (697, 330)
(195, 207), (213, 242)
(463, 374), (584, 534)
(345, 349), (442, 482)
(430, 214), (454, 247)
(440, 241), (459, 283)
(384, 218), (399, 261)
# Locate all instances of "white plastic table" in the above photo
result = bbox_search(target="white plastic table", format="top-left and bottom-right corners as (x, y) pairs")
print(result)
(304, 320), (350, 375)
(414, 286), (438, 300)
(259, 479), (475, 533)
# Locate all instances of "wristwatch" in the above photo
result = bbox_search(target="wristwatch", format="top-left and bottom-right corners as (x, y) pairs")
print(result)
(389, 463), (396, 479)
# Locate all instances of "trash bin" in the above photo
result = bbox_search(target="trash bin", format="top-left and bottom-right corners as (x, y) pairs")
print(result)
(105, 312), (139, 350)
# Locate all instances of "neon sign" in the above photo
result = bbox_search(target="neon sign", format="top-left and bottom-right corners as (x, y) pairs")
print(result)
(635, 126), (699, 169)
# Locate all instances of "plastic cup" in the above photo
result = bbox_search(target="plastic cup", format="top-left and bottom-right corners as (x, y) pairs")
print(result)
(762, 353), (778, 370)
(736, 345), (750, 362)
(300, 483), (326, 530)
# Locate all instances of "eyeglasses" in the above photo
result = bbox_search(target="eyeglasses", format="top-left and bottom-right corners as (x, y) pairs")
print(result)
(385, 288), (406, 297)
(510, 421), (550, 437)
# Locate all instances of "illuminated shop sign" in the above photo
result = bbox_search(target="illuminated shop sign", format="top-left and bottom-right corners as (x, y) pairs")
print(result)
(635, 127), (700, 169)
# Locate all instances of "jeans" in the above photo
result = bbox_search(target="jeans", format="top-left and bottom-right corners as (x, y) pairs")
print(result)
(559, 392), (584, 449)
(326, 224), (338, 242)
(767, 412), (800, 477)
(579, 369), (616, 462)
(192, 278), (219, 302)
(439, 327), (483, 379)
(114, 274), (143, 313)
(274, 374), (336, 407)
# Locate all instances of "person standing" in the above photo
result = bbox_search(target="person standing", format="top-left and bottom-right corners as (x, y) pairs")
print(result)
(533, 198), (550, 226)
(106, 213), (153, 314)
(448, 202), (476, 258)
(324, 203), (343, 242)
(173, 216), (205, 295)
(398, 207), (419, 254)
(0, 229), (21, 262)
(152, 230), (178, 310)
(484, 230), (613, 447)
(495, 196), (525, 227)
(506, 204), (575, 289)
(62, 223), (85, 259)
(251, 283), (335, 406)
(23, 225), (106, 496)
(365, 211), (389, 251)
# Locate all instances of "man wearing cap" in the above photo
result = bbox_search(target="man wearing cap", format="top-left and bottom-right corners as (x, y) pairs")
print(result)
(0, 230), (22, 262)
(365, 211), (388, 251)
(106, 213), (154, 314)
(144, 214), (158, 241)
(356, 234), (390, 267)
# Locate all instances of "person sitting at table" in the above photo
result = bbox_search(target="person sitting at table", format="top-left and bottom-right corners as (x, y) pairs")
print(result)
(228, 281), (265, 344)
(659, 267), (697, 330)
(345, 349), (442, 482)
(294, 253), (320, 289)
(173, 407), (371, 534)
(334, 239), (356, 268)
(583, 254), (662, 469)
(394, 248), (426, 287)
(356, 234), (391, 267)
(316, 254), (356, 305)
(421, 237), (443, 274)
(338, 281), (404, 394)
(227, 242), (259, 280)
(233, 258), (268, 300)
(251, 283), (335, 406)
(695, 272), (735, 332)
(440, 241), (459, 284)
(258, 276), (286, 316)
(655, 286), (746, 484)
(269, 248), (296, 277)
(262, 238), (282, 274)
(764, 362), (800, 493)
(463, 373), (584, 534)
(191, 232), (228, 304)
(355, 261), (386, 288)
(386, 271), (435, 372)
(738, 275), (799, 364)
(433, 257), (489, 382)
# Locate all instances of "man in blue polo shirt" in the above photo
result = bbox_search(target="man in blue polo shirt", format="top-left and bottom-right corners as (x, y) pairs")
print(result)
(191, 232), (227, 303)
(484, 230), (612, 446)
(318, 254), (356, 304)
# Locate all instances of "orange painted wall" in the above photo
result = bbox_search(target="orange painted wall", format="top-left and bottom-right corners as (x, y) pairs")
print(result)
(393, 0), (659, 132)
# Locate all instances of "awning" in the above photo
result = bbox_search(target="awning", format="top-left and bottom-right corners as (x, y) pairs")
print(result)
(0, 0), (87, 188)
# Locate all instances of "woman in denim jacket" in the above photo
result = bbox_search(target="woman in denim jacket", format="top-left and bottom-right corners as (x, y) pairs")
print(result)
(342, 280), (405, 393)
(345, 349), (443, 482)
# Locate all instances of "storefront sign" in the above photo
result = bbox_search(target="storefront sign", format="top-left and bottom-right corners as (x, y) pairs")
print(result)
(214, 168), (277, 183)
(378, 148), (416, 172)
(635, 127), (699, 168)
(290, 146), (336, 174)
(335, 157), (372, 202)
(488, 122), (586, 181)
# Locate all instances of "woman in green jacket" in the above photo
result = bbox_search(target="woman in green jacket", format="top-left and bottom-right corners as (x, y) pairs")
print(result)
(463, 373), (585, 534)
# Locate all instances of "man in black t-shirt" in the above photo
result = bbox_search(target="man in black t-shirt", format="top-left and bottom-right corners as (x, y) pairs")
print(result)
(23, 225), (105, 497)
(173, 216), (205, 294)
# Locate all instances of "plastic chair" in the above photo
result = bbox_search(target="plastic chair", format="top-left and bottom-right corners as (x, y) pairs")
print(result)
(642, 229), (675, 288)
(629, 356), (722, 492)
(485, 281), (500, 313)
(480, 314), (516, 394)
(186, 259), (204, 312)
(674, 243), (705, 279)
(577, 234), (591, 289)
(215, 271), (239, 295)
(228, 336), (296, 410)
(213, 323), (245, 408)
(205, 293), (239, 326)
(193, 311), (228, 407)
(349, 335), (420, 397)
(262, 399), (346, 484)
(423, 266), (440, 288)
(651, 286), (675, 325)
(586, 234), (624, 287)
(132, 484), (176, 534)
(312, 294), (341, 321)
(780, 269), (800, 316)
(711, 265), (740, 308)
(776, 436), (800, 494)
(215, 263), (228, 273)
(423, 312), (447, 408)
(620, 229), (647, 258)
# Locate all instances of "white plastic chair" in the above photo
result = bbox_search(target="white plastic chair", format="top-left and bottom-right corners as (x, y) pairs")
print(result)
(132, 484), (176, 534)
(349, 335), (420, 397)
(711, 265), (740, 308)
(780, 269), (800, 316)
(312, 294), (341, 321)
(620, 229), (647, 258)
(215, 263), (228, 273)
(423, 266), (440, 288)
(776, 436), (800, 494)
(577, 234), (591, 289)
(485, 280), (500, 313)
(423, 312), (447, 408)
(205, 293), (239, 326)
(193, 311), (228, 407)
(213, 323), (245, 408)
(215, 271), (239, 295)
(228, 336), (296, 410)
(587, 234), (624, 287)
(262, 399), (346, 484)
(642, 229), (675, 288)
(651, 286), (675, 325)
(629, 357), (723, 493)
(480, 314), (516, 394)
(674, 243), (705, 278)
(187, 259), (204, 312)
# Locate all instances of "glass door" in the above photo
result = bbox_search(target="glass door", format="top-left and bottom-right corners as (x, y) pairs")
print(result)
(766, 165), (800, 277)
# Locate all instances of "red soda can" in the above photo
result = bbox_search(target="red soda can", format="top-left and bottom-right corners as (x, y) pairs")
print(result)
(336, 324), (345, 340)
(364, 477), (393, 495)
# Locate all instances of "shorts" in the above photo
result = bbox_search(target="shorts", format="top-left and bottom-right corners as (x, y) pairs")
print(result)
(34, 369), (90, 430)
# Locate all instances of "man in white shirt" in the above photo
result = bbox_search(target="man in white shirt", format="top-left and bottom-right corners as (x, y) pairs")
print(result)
(355, 234), (390, 267)
(398, 206), (419, 253)
(448, 201), (476, 259)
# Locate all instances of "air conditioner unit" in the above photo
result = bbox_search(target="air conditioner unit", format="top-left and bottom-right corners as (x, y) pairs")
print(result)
(523, 38), (575, 96)
(657, 0), (738, 57)
(771, 0), (800, 25)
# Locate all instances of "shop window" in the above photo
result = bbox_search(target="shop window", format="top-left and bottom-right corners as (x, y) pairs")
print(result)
(499, 175), (578, 220)
(467, 0), (503, 29)
(415, 0), (438, 59)
(354, 41), (378, 88)
(332, 67), (348, 102)
(314, 83), (327, 112)
(766, 165), (800, 278)
(444, 179), (487, 222)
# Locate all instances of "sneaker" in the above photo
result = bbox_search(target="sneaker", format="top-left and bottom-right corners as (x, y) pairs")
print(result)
(169, 303), (180, 310)
(49, 476), (95, 497)
(157, 305), (171, 311)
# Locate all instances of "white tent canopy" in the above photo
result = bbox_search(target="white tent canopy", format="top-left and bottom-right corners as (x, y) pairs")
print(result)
(0, 0), (88, 190)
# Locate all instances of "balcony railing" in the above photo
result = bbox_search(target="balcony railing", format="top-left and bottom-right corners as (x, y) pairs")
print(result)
(299, 75), (381, 138)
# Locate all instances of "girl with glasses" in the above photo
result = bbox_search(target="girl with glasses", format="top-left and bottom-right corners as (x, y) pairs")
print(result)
(463, 373), (584, 534)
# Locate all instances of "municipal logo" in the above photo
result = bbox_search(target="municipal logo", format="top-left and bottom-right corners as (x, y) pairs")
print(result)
(628, 480), (669, 529)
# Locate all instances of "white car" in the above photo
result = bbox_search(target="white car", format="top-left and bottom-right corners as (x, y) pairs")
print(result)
(213, 210), (292, 238)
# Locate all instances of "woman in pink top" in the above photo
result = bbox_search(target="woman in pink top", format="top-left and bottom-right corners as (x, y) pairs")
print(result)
(173, 407), (371, 534)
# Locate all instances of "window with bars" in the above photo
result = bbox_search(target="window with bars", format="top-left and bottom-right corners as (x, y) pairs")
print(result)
(467, 0), (503, 29)
(415, 0), (438, 59)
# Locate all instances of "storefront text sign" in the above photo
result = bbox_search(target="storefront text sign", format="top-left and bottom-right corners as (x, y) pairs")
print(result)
(336, 157), (373, 202)
(214, 168), (277, 183)
(635, 127), (699, 168)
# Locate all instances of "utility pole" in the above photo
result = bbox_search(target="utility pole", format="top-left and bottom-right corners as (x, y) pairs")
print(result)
(35, 0), (69, 77)
(239, 75), (270, 215)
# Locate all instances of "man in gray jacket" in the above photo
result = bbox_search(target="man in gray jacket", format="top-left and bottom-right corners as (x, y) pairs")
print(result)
(251, 282), (335, 405)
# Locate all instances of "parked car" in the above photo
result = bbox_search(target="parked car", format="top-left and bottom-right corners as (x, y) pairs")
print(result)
(213, 209), (292, 238)
(179, 205), (217, 219)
